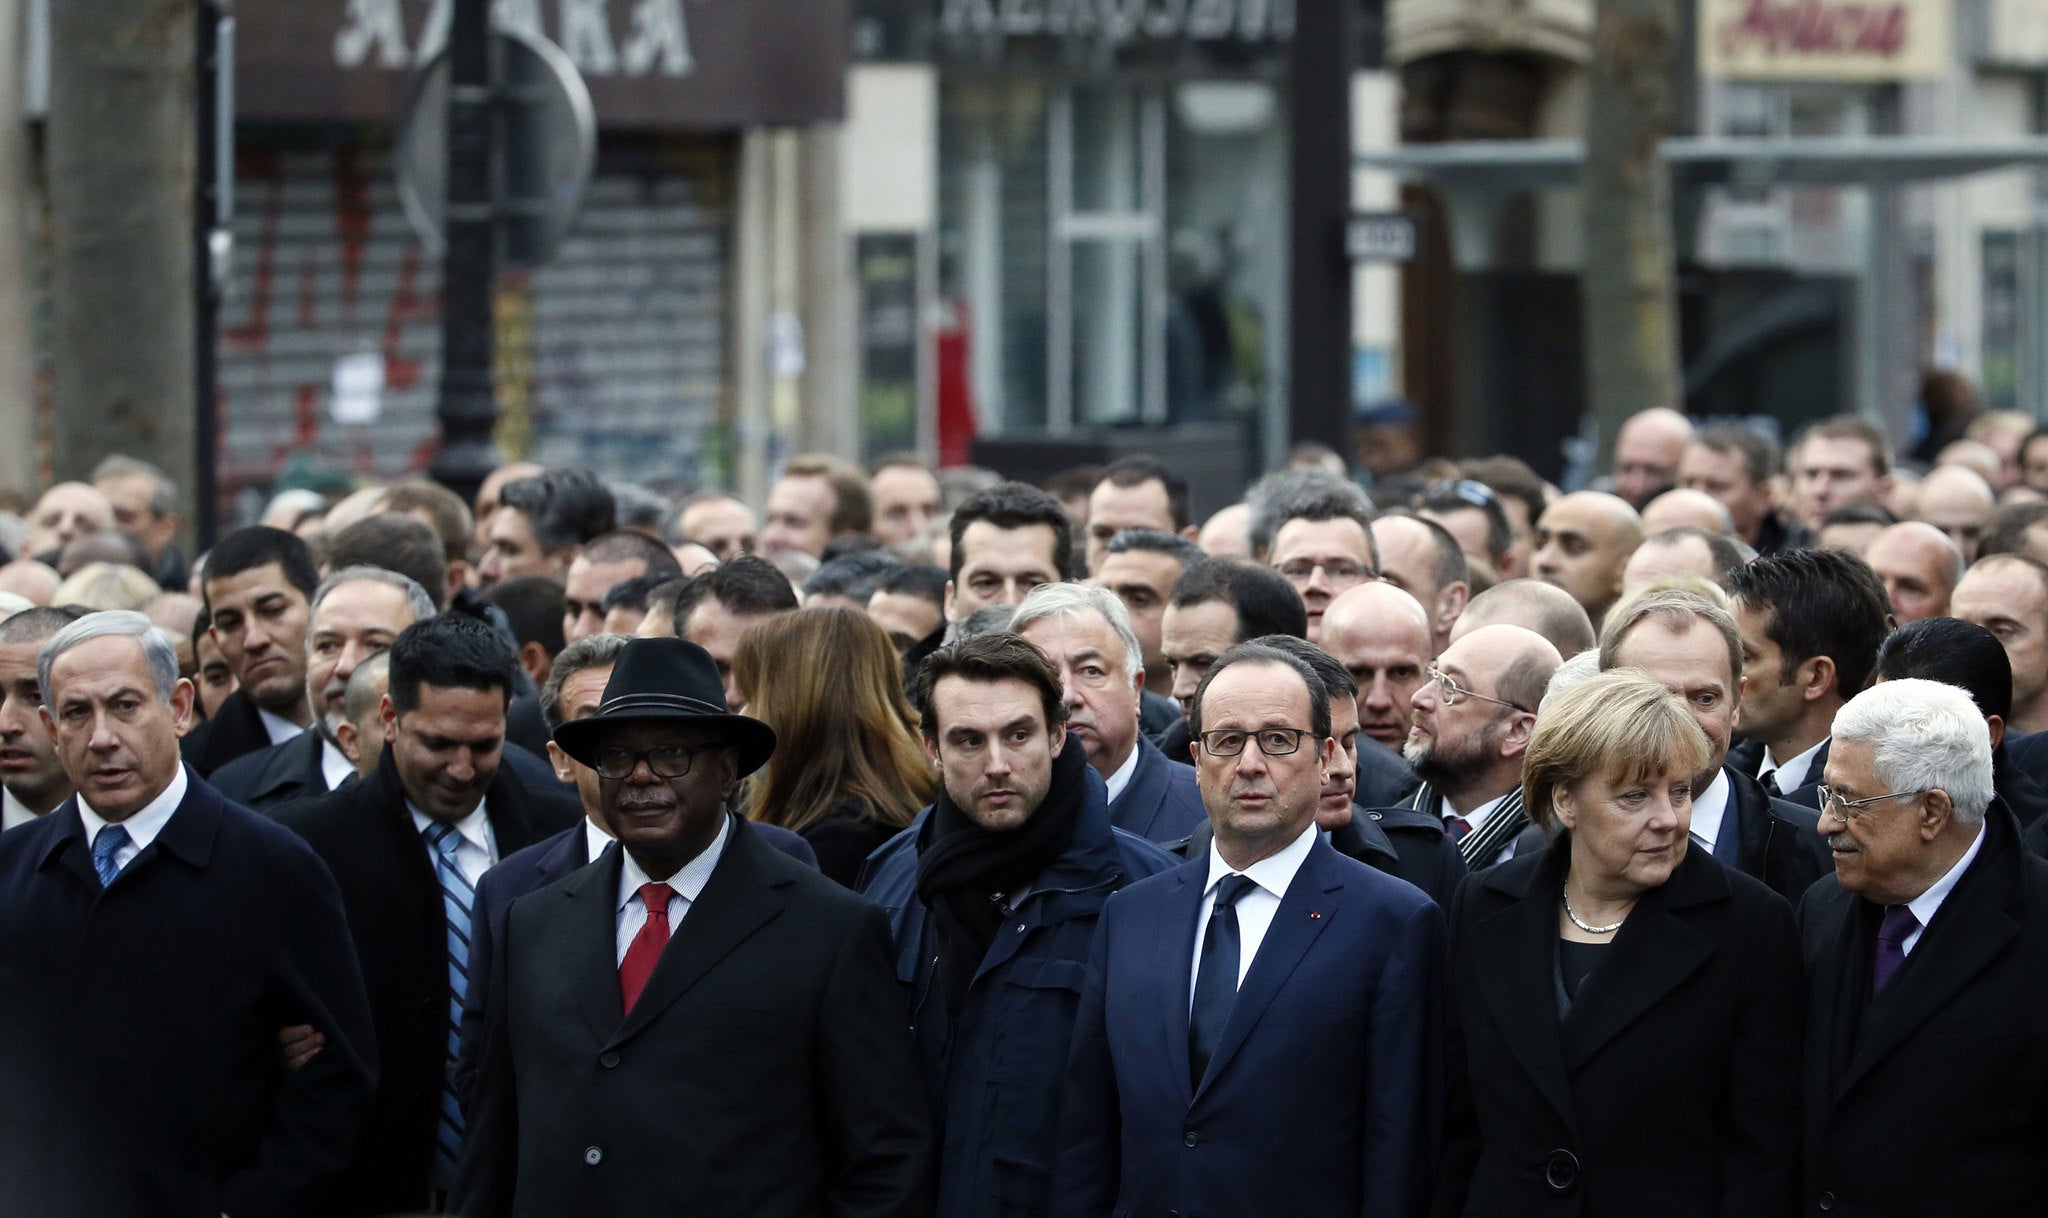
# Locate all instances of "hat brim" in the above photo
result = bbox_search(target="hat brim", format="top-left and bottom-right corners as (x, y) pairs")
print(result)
(553, 709), (777, 779)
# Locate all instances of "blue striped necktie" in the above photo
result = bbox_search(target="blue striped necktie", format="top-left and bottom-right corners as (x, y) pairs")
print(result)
(423, 821), (472, 1190)
(91, 825), (131, 887)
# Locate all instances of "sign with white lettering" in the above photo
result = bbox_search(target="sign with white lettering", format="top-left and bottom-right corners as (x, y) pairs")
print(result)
(938, 0), (1295, 42)
(239, 0), (847, 126)
(1699, 0), (1950, 80)
(1347, 212), (1417, 263)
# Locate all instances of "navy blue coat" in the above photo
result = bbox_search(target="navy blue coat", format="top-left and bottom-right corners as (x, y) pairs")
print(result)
(0, 770), (378, 1218)
(1053, 836), (1445, 1218)
(861, 766), (1179, 1218)
(1108, 735), (1208, 845)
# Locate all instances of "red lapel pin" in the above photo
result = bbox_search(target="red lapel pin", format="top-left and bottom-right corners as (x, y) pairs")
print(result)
(1309, 911), (1322, 919)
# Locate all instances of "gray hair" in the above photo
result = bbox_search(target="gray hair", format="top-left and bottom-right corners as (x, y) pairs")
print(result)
(1540, 649), (1602, 712)
(1010, 581), (1144, 681)
(310, 565), (437, 627)
(91, 454), (178, 516)
(945, 604), (1015, 644)
(1246, 469), (1376, 563)
(1832, 677), (1994, 824)
(540, 632), (631, 731)
(38, 609), (182, 705)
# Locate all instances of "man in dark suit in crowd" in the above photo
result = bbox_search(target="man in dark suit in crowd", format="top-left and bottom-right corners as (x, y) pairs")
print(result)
(0, 611), (376, 1217)
(1095, 528), (1204, 738)
(1871, 616), (2048, 835)
(182, 525), (322, 776)
(1396, 624), (1560, 870)
(456, 633), (821, 1106)
(1727, 547), (1891, 807)
(275, 615), (578, 1215)
(1600, 588), (1831, 901)
(211, 566), (437, 810)
(453, 636), (933, 1216)
(862, 633), (1176, 1218)
(215, 567), (579, 823)
(1801, 678), (2048, 1215)
(1013, 582), (1206, 844)
(1197, 636), (1466, 908)
(1318, 582), (1433, 810)
(1055, 641), (1443, 1218)
(0, 605), (87, 829)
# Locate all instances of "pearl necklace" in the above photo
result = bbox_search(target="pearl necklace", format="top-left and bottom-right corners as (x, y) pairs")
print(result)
(1562, 886), (1626, 935)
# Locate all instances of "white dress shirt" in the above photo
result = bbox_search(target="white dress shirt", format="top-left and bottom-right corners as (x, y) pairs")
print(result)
(1900, 820), (1986, 956)
(257, 707), (306, 746)
(408, 801), (498, 890)
(1190, 820), (1318, 1005)
(2, 788), (44, 831)
(1103, 744), (1142, 806)
(1762, 737), (1827, 794)
(1449, 790), (1509, 835)
(1690, 770), (1731, 853)
(319, 738), (355, 791)
(615, 813), (730, 965)
(79, 764), (189, 874)
(583, 820), (613, 866)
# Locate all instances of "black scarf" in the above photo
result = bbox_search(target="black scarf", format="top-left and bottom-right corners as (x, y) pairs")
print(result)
(916, 740), (1089, 1014)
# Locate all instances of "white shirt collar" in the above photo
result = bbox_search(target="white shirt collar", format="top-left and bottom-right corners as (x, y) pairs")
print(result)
(1102, 742), (1142, 806)
(1454, 789), (1511, 831)
(408, 799), (493, 857)
(77, 763), (189, 854)
(1690, 770), (1732, 851)
(3, 787), (45, 831)
(257, 707), (306, 746)
(1203, 819), (1318, 902)
(618, 812), (731, 911)
(583, 819), (613, 866)
(1906, 819), (1986, 931)
(319, 738), (355, 792)
(1763, 736), (1827, 792)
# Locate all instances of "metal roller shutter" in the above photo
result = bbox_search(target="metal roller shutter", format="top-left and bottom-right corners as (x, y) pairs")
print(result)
(218, 133), (734, 508)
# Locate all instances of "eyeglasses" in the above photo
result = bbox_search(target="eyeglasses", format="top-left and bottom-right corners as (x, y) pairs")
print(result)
(1199, 727), (1316, 758)
(593, 745), (700, 780)
(1817, 785), (1930, 822)
(1275, 558), (1377, 586)
(1427, 666), (1530, 715)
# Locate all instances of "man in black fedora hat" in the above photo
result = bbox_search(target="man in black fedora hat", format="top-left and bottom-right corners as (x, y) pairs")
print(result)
(450, 636), (934, 1218)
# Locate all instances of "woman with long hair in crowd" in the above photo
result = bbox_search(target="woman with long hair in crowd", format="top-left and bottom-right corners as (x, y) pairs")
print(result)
(732, 605), (936, 886)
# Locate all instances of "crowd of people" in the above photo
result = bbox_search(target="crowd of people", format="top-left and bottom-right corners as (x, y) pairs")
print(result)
(3, 406), (2048, 1216)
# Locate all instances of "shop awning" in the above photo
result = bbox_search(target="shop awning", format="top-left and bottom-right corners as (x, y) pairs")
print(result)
(1357, 135), (2048, 193)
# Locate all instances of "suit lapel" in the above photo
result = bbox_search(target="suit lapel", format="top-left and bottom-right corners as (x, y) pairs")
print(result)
(1154, 866), (1205, 1103)
(1117, 740), (1166, 840)
(606, 819), (787, 1049)
(1194, 841), (1339, 1099)
(1558, 849), (1720, 1069)
(1468, 841), (1577, 1127)
(1837, 814), (2021, 1100)
(1461, 788), (1527, 869)
(558, 845), (629, 1045)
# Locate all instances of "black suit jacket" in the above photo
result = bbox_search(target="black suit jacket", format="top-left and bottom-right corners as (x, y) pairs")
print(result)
(209, 728), (336, 810)
(451, 814), (935, 1217)
(273, 746), (578, 1216)
(1722, 766), (1831, 903)
(0, 770), (377, 1218)
(1798, 802), (2048, 1216)
(1729, 737), (1829, 810)
(1439, 833), (1803, 1218)
(180, 687), (286, 777)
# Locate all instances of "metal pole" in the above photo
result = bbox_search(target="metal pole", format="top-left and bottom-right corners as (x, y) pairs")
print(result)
(431, 0), (497, 507)
(194, 0), (229, 547)
(1286, 0), (1354, 459)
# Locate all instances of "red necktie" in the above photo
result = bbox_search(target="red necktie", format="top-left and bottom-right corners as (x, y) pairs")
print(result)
(1444, 815), (1472, 842)
(619, 882), (675, 1015)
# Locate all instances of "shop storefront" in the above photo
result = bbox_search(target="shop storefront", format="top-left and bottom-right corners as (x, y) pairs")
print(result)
(223, 0), (845, 505)
(852, 0), (1364, 473)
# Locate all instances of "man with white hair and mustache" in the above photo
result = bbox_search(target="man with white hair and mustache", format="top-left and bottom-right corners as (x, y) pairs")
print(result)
(1801, 677), (2048, 1216)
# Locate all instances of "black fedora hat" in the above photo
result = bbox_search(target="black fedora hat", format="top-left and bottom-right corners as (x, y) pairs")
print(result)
(552, 637), (776, 778)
